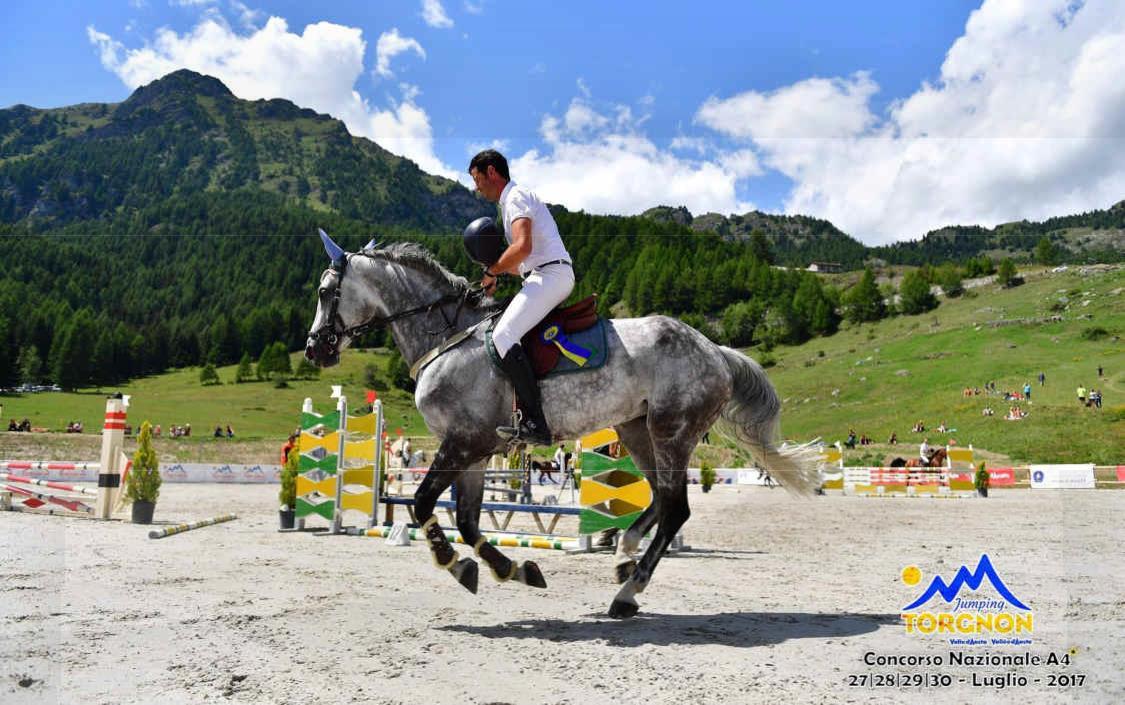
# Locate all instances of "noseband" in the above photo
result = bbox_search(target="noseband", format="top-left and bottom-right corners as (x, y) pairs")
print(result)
(308, 254), (473, 349)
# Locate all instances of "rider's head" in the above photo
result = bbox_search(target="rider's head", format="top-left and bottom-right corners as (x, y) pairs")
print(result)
(469, 149), (509, 202)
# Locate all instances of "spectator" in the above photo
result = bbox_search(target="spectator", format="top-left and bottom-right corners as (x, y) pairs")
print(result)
(185, 423), (191, 437)
(214, 426), (224, 438)
(1023, 382), (1032, 403)
(1097, 365), (1103, 378)
(154, 424), (162, 437)
(845, 429), (857, 449)
(1077, 385), (1087, 406)
(7, 419), (16, 432)
(887, 431), (897, 445)
(401, 437), (412, 467)
(226, 424), (234, 438)
(982, 406), (994, 416)
(1038, 371), (1045, 386)
(554, 444), (568, 477)
(937, 421), (948, 433)
(280, 433), (297, 465)
(1090, 389), (1102, 409)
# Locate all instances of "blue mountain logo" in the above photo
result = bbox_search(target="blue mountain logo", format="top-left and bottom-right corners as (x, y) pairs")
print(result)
(903, 554), (1029, 611)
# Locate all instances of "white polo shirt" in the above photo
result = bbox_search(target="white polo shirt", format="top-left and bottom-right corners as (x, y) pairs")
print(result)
(498, 181), (571, 276)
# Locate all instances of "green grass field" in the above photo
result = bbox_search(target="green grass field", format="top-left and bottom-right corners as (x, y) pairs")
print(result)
(1, 265), (1121, 465)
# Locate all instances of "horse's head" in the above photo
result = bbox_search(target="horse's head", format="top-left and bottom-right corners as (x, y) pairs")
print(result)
(305, 229), (383, 367)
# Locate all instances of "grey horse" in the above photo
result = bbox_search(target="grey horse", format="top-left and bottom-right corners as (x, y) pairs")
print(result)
(305, 233), (822, 619)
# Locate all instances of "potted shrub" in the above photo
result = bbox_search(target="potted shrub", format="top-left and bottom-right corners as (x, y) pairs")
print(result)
(126, 421), (162, 524)
(974, 462), (990, 498)
(279, 445), (299, 529)
(700, 463), (717, 493)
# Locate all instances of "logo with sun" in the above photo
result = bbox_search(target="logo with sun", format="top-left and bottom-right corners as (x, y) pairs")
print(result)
(901, 565), (922, 586)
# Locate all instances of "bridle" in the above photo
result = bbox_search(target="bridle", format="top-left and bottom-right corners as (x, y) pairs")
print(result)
(307, 253), (481, 350)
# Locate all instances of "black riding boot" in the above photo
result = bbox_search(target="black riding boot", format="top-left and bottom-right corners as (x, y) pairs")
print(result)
(496, 343), (553, 446)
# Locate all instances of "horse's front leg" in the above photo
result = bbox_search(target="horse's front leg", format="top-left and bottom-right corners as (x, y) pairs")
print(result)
(455, 464), (547, 589)
(413, 443), (479, 594)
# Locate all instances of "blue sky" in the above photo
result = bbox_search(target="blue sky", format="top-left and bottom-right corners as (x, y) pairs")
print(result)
(2, 1), (1123, 244)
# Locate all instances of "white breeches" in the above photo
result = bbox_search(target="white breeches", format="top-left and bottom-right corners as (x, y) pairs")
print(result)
(492, 264), (575, 358)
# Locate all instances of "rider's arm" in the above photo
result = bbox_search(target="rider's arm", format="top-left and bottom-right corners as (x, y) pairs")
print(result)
(481, 217), (532, 290)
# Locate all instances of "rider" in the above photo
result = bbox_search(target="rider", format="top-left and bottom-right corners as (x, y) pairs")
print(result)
(919, 437), (932, 464)
(467, 149), (574, 445)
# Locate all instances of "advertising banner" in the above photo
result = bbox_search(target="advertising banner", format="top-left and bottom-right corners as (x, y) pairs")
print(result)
(1029, 464), (1095, 489)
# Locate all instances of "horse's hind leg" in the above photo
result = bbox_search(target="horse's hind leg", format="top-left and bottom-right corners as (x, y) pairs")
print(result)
(611, 417), (660, 584)
(454, 464), (547, 589)
(609, 440), (693, 619)
(414, 443), (478, 594)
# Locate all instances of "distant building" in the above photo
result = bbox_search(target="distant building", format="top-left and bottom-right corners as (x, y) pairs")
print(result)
(807, 261), (843, 273)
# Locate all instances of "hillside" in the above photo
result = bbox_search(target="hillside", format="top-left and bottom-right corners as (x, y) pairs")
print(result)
(764, 264), (1124, 465)
(2, 265), (1120, 467)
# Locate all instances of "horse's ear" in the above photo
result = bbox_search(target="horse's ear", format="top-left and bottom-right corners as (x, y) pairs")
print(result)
(318, 228), (346, 263)
(363, 238), (382, 252)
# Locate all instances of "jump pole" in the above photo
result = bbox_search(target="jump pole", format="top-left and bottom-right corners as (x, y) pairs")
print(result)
(362, 525), (579, 551)
(0, 473), (99, 496)
(96, 397), (127, 519)
(148, 514), (238, 539)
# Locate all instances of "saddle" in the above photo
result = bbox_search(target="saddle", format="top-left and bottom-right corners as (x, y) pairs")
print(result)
(487, 294), (608, 379)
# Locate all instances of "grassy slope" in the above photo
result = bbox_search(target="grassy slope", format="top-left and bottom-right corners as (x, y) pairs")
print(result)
(2, 267), (1122, 466)
(0, 348), (426, 442)
(766, 266), (1124, 465)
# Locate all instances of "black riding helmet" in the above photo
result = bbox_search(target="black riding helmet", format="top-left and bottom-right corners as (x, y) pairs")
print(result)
(463, 216), (505, 267)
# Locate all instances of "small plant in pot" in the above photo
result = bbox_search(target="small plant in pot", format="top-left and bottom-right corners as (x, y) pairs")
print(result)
(126, 421), (162, 524)
(700, 463), (716, 493)
(974, 462), (990, 498)
(278, 445), (299, 529)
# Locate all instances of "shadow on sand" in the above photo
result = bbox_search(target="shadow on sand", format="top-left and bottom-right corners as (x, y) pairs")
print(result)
(438, 611), (899, 648)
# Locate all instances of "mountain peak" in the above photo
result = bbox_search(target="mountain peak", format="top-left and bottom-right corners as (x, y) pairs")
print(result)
(115, 70), (234, 120)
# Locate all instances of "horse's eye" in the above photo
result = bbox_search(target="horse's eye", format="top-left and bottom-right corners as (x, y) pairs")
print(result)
(318, 288), (327, 296)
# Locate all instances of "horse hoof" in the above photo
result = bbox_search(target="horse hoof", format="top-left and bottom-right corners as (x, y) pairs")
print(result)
(614, 559), (637, 584)
(608, 599), (639, 619)
(518, 561), (547, 589)
(451, 557), (479, 594)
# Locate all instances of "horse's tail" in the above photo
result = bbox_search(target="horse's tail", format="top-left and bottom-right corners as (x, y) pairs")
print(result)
(716, 346), (822, 496)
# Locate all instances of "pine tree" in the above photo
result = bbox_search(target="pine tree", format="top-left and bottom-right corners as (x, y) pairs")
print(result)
(17, 345), (42, 385)
(235, 352), (253, 383)
(997, 258), (1018, 287)
(200, 363), (221, 386)
(844, 268), (886, 323)
(899, 270), (938, 315)
(126, 421), (161, 504)
(1035, 237), (1060, 266)
(295, 357), (319, 380)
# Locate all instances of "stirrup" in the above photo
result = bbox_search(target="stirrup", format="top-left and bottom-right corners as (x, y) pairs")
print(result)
(496, 422), (551, 446)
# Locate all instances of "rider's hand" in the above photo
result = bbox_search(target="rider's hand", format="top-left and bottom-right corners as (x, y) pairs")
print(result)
(481, 270), (498, 295)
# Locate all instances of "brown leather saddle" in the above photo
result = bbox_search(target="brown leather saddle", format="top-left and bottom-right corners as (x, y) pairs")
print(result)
(523, 294), (600, 377)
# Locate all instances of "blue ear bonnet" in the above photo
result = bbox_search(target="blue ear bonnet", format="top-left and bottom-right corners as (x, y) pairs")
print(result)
(318, 228), (347, 270)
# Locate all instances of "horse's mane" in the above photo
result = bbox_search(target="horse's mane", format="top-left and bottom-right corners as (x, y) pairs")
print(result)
(366, 242), (471, 294)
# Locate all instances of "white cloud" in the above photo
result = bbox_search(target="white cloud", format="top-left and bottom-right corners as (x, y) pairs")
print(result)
(87, 16), (458, 180)
(230, 1), (264, 29)
(463, 1), (484, 15)
(375, 28), (425, 79)
(696, 0), (1125, 244)
(169, 0), (217, 6)
(507, 96), (755, 216)
(421, 0), (454, 29)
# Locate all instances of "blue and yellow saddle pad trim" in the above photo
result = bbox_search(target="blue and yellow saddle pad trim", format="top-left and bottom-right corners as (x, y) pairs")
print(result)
(486, 318), (609, 378)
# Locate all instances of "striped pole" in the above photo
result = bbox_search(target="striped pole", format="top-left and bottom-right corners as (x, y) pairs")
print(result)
(4, 484), (95, 514)
(148, 514), (238, 539)
(96, 398), (127, 519)
(364, 525), (578, 551)
(0, 473), (98, 496)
